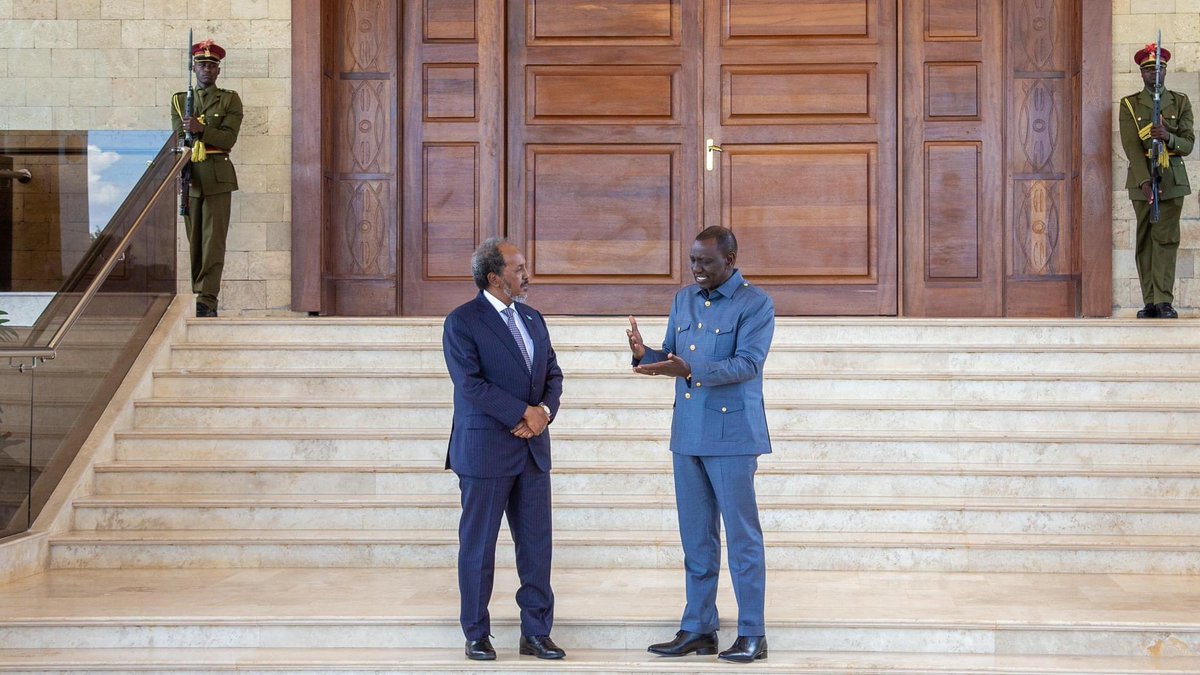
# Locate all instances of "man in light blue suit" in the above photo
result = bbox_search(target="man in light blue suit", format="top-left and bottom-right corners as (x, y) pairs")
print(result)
(628, 226), (775, 663)
(443, 238), (565, 661)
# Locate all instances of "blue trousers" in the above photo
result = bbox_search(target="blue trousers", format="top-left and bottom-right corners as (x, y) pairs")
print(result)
(457, 456), (554, 640)
(673, 453), (766, 636)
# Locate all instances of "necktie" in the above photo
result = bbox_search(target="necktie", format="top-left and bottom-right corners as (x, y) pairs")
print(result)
(502, 307), (532, 372)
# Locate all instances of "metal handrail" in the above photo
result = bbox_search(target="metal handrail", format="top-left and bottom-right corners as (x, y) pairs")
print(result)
(1, 148), (190, 366)
(0, 168), (32, 183)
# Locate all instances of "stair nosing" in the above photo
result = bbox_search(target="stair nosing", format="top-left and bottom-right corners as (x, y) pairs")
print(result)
(131, 397), (1200, 413)
(90, 460), (1200, 479)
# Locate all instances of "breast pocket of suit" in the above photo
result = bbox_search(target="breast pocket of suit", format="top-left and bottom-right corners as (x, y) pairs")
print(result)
(702, 398), (749, 440)
(707, 322), (736, 358)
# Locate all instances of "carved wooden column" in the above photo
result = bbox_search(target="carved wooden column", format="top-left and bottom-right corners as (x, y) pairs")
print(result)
(1004, 0), (1079, 315)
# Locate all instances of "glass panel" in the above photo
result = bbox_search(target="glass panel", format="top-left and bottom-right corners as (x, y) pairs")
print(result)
(0, 130), (180, 537)
(0, 311), (33, 538)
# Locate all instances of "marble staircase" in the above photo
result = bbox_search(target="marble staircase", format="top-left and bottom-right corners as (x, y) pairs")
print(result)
(2, 317), (1200, 672)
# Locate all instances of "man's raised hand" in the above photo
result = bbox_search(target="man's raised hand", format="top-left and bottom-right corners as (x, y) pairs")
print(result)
(626, 315), (645, 360)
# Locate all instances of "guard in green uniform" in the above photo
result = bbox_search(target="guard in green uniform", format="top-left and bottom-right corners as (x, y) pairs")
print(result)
(171, 40), (243, 317)
(1119, 43), (1194, 319)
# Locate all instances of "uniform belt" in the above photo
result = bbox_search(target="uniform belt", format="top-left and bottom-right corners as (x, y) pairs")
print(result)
(204, 146), (227, 154)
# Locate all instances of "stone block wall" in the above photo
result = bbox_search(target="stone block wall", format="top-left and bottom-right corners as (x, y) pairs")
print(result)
(0, 0), (292, 316)
(1112, 2), (1200, 315)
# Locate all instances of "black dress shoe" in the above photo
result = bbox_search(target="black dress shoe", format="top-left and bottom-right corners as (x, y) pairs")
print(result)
(519, 634), (565, 659)
(718, 635), (767, 663)
(464, 637), (496, 660)
(195, 303), (219, 318)
(1137, 303), (1159, 319)
(647, 629), (718, 656)
(1156, 302), (1178, 319)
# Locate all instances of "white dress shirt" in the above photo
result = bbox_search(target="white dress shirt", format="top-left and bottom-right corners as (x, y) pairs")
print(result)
(483, 289), (535, 361)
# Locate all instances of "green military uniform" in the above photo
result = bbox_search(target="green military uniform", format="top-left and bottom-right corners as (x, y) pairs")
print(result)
(170, 41), (243, 316)
(1118, 46), (1194, 316)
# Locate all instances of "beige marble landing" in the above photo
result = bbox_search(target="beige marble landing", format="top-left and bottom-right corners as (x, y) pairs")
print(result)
(0, 568), (1198, 629)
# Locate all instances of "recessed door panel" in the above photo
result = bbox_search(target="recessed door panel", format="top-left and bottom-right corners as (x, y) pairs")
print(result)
(506, 0), (697, 314)
(705, 0), (897, 315)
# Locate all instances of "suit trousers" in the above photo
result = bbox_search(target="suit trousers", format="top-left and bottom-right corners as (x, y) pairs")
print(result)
(672, 452), (766, 636)
(1133, 197), (1184, 305)
(185, 190), (232, 311)
(457, 455), (554, 640)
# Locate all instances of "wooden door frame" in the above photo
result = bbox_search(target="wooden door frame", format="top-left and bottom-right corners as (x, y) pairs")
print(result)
(291, 0), (1111, 316)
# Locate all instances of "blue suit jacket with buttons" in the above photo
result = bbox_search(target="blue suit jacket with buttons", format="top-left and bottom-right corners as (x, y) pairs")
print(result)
(443, 291), (563, 478)
(637, 269), (775, 456)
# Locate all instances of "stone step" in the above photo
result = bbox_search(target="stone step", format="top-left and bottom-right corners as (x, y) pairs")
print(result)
(183, 316), (1200, 347)
(69, 493), (1200, 536)
(0, 567), (1196, 657)
(2, 647), (1197, 674)
(129, 399), (1200, 434)
(112, 428), (1200, 466)
(167, 341), (1200, 373)
(90, 461), (1200, 500)
(151, 368), (1200, 404)
(47, 529), (1200, 575)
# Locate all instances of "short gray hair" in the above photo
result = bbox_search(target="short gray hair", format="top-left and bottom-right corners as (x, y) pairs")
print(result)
(471, 237), (509, 290)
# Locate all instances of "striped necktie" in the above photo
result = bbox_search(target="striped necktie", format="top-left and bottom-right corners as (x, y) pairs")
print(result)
(502, 306), (532, 372)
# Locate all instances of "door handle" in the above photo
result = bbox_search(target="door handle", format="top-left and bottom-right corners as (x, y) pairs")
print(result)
(705, 139), (722, 172)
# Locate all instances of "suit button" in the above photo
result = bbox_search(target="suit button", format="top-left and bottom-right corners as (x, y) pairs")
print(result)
(697, 323), (702, 328)
(695, 382), (701, 387)
(715, 328), (720, 334)
(689, 345), (696, 351)
(704, 301), (711, 307)
(684, 392), (691, 400)
(721, 407), (727, 413)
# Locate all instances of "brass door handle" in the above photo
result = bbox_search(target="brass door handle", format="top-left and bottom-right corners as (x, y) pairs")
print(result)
(706, 138), (722, 172)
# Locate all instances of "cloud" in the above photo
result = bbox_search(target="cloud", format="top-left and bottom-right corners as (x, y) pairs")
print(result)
(87, 144), (125, 209)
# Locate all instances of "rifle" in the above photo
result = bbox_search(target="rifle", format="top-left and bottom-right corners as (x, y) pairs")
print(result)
(1150, 31), (1163, 223)
(179, 28), (195, 217)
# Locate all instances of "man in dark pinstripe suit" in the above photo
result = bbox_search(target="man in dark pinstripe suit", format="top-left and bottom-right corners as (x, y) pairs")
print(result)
(443, 238), (565, 661)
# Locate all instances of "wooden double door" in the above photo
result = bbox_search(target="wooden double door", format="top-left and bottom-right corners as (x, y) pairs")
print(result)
(295, 0), (1110, 317)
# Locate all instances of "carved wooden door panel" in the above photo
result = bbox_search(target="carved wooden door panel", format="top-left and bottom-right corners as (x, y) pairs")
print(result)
(903, 0), (1080, 316)
(322, 0), (400, 315)
(704, 0), (898, 315)
(1002, 0), (1080, 316)
(505, 1), (701, 314)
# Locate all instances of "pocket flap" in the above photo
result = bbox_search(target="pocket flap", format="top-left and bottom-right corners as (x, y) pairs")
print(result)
(704, 398), (744, 413)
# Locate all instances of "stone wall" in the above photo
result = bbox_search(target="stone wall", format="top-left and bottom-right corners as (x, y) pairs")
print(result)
(0, 0), (292, 316)
(0, 2), (1197, 316)
(1112, 2), (1200, 315)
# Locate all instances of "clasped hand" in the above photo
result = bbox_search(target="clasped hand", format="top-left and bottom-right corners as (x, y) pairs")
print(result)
(511, 405), (550, 439)
(182, 116), (205, 135)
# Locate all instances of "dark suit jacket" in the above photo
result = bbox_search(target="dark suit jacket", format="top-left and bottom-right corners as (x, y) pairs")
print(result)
(443, 291), (563, 478)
